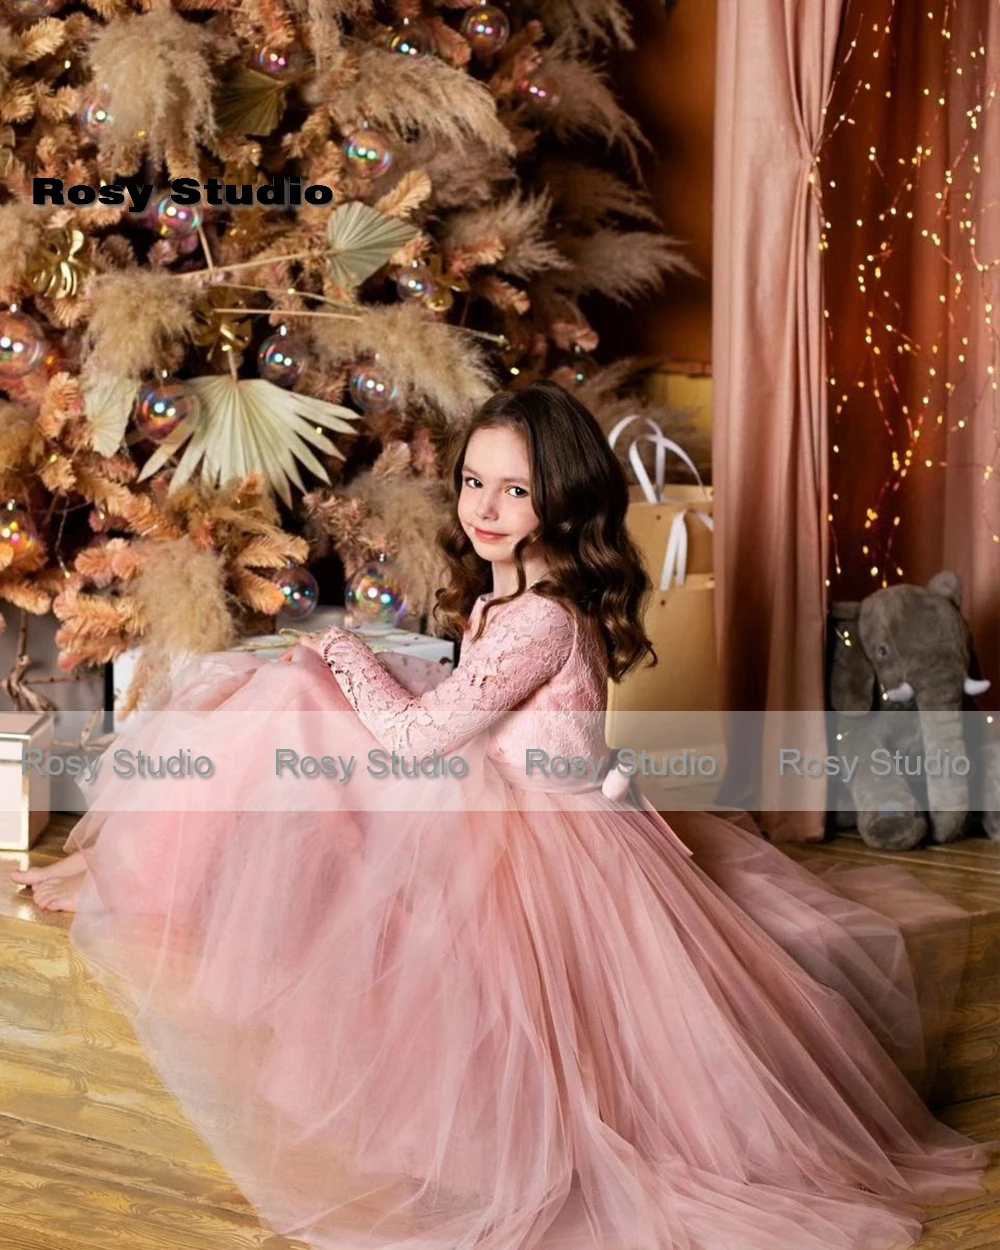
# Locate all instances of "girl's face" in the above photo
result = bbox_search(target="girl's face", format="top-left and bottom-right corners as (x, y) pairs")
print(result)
(457, 426), (541, 564)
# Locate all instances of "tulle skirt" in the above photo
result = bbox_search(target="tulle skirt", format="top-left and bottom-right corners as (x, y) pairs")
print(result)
(65, 646), (997, 1250)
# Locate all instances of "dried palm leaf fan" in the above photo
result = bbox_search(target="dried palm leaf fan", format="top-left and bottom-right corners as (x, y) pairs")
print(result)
(137, 378), (361, 507)
(85, 372), (143, 458)
(325, 202), (420, 287)
(214, 65), (288, 137)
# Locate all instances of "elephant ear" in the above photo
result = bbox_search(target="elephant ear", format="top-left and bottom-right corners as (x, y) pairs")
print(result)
(828, 602), (876, 712)
(927, 570), (963, 610)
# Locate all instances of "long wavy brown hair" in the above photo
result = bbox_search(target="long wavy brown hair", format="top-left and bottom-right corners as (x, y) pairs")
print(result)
(433, 379), (656, 683)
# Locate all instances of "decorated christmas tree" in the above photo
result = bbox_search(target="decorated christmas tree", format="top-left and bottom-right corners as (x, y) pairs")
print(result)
(0, 0), (698, 709)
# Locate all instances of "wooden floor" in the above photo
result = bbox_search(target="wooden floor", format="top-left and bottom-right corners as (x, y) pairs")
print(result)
(0, 815), (997, 1249)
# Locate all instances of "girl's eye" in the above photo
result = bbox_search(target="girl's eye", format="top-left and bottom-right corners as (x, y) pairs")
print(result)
(463, 477), (528, 498)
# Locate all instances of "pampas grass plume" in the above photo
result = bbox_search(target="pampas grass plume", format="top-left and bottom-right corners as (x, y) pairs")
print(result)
(84, 271), (194, 380)
(133, 536), (235, 660)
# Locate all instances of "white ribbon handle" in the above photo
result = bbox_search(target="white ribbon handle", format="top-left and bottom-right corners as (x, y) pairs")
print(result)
(630, 436), (707, 506)
(607, 412), (663, 452)
(607, 413), (709, 505)
(659, 507), (714, 590)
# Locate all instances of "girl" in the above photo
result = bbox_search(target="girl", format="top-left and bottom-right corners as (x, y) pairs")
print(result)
(13, 381), (997, 1250)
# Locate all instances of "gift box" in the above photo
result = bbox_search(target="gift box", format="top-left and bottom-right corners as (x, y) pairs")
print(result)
(234, 608), (456, 668)
(0, 710), (56, 851)
(605, 415), (725, 794)
(111, 607), (456, 726)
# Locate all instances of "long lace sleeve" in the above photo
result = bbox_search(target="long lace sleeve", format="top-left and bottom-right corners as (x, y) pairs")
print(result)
(319, 594), (577, 756)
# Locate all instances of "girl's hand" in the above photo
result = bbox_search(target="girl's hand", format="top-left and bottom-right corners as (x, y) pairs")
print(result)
(296, 627), (356, 659)
(297, 631), (328, 656)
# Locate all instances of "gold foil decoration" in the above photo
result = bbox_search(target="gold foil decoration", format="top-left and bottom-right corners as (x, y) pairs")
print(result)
(423, 253), (470, 314)
(222, 141), (264, 187)
(28, 228), (91, 300)
(0, 126), (14, 177)
(189, 286), (254, 369)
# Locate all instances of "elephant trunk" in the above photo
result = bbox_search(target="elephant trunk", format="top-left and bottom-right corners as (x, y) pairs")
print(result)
(916, 693), (969, 843)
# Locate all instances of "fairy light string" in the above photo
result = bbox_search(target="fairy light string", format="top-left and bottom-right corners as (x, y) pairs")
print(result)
(816, 0), (1000, 593)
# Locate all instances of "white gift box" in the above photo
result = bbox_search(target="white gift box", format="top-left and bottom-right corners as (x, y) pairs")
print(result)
(0, 710), (56, 851)
(111, 607), (456, 726)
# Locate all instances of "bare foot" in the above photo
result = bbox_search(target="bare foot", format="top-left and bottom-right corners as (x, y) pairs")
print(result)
(11, 850), (85, 886)
(31, 870), (88, 913)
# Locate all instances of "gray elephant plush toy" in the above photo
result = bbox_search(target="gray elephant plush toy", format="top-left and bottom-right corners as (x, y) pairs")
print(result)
(827, 571), (992, 850)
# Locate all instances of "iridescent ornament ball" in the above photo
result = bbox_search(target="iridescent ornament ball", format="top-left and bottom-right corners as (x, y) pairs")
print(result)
(460, 5), (510, 56)
(396, 264), (435, 302)
(349, 362), (400, 415)
(134, 379), (200, 443)
(387, 19), (433, 58)
(343, 126), (394, 178)
(516, 73), (561, 110)
(152, 192), (202, 238)
(250, 44), (303, 77)
(0, 310), (46, 378)
(273, 565), (319, 620)
(79, 96), (113, 140)
(0, 501), (38, 554)
(258, 333), (309, 389)
(549, 354), (597, 389)
(346, 560), (407, 631)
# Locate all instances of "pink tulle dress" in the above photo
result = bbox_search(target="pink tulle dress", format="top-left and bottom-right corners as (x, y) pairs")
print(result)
(65, 589), (997, 1250)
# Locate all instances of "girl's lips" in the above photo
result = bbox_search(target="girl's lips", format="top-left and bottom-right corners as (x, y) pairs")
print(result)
(473, 528), (507, 541)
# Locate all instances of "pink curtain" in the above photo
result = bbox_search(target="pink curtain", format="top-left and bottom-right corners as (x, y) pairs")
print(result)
(712, 1), (846, 841)
(947, 2), (1000, 690)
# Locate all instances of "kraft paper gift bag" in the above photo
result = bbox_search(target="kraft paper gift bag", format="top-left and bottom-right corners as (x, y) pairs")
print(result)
(605, 417), (723, 770)
(606, 575), (722, 745)
(607, 573), (725, 809)
(608, 413), (714, 577)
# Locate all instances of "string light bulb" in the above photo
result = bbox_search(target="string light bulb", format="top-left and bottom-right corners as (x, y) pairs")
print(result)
(820, 3), (1000, 592)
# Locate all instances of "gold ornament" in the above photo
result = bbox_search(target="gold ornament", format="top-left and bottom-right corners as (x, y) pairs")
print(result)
(28, 228), (91, 300)
(189, 286), (254, 368)
(423, 253), (469, 314)
(222, 141), (264, 186)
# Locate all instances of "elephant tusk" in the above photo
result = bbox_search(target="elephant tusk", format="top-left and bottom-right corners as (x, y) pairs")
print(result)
(886, 681), (915, 702)
(965, 676), (991, 696)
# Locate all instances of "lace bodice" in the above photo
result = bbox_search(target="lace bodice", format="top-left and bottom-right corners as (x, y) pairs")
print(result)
(320, 591), (609, 766)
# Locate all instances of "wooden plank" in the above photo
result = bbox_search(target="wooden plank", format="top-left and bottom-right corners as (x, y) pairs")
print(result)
(779, 837), (1000, 888)
(0, 1052), (219, 1171)
(917, 1098), (1000, 1228)
(0, 1116), (246, 1211)
(828, 827), (1000, 865)
(779, 839), (1000, 985)
(936, 1095), (1000, 1137)
(1, 817), (998, 1250)
(931, 1027), (1000, 1104)
(919, 1202), (1000, 1250)
(0, 1158), (289, 1250)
